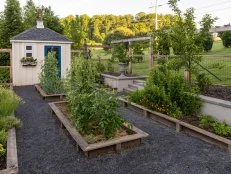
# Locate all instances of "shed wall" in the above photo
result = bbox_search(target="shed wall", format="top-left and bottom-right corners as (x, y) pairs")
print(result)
(12, 42), (71, 86)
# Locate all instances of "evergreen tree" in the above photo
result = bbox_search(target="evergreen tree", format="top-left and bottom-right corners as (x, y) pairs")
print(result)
(1, 0), (23, 48)
(23, 0), (37, 29)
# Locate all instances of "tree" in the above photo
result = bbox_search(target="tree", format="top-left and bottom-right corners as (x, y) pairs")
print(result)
(43, 6), (63, 34)
(168, 0), (203, 84)
(199, 14), (217, 52)
(220, 31), (231, 48)
(23, 0), (37, 29)
(1, 0), (23, 48)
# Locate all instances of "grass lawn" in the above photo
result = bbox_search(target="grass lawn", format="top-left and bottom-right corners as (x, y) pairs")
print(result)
(77, 42), (231, 85)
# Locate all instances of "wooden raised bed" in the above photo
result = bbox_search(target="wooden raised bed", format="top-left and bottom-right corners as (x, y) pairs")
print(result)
(49, 101), (149, 158)
(0, 128), (18, 174)
(35, 84), (65, 102)
(118, 97), (231, 155)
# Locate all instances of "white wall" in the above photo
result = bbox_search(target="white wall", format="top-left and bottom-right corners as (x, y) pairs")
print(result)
(12, 41), (71, 86)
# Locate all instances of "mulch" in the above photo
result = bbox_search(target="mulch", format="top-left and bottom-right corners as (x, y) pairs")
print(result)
(0, 154), (6, 170)
(203, 85), (231, 101)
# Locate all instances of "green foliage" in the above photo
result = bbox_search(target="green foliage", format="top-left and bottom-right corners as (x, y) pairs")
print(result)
(0, 143), (6, 157)
(196, 73), (212, 92)
(0, 69), (10, 83)
(199, 14), (217, 52)
(220, 31), (231, 48)
(0, 87), (21, 117)
(112, 43), (129, 63)
(0, 130), (7, 146)
(155, 28), (171, 55)
(0, 0), (23, 48)
(23, 0), (37, 29)
(131, 43), (144, 63)
(39, 52), (63, 94)
(168, 0), (203, 84)
(0, 116), (21, 130)
(212, 121), (231, 136)
(66, 58), (124, 139)
(199, 115), (215, 129)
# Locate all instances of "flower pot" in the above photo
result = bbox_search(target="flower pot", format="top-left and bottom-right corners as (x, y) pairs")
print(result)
(119, 63), (127, 77)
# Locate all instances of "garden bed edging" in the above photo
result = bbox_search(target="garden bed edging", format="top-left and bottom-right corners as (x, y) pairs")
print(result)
(0, 128), (18, 174)
(35, 84), (65, 102)
(101, 74), (146, 92)
(118, 97), (231, 155)
(49, 101), (149, 158)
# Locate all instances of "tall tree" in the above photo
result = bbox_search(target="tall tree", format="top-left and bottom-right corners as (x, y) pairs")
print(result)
(199, 14), (217, 52)
(1, 0), (23, 48)
(23, 0), (37, 29)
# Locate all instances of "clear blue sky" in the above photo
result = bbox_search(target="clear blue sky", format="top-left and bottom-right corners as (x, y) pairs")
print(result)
(0, 0), (231, 26)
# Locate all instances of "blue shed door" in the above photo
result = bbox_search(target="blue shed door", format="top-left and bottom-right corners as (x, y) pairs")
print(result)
(44, 46), (61, 77)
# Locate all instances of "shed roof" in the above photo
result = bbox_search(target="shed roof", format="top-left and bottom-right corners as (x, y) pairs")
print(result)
(10, 27), (71, 43)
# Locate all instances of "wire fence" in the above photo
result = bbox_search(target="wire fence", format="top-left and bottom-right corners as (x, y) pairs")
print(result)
(0, 52), (11, 83)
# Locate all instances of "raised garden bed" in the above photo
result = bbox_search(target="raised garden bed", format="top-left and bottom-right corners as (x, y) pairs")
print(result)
(49, 101), (148, 158)
(118, 97), (231, 155)
(0, 128), (18, 174)
(101, 73), (146, 92)
(35, 84), (65, 102)
(203, 85), (231, 102)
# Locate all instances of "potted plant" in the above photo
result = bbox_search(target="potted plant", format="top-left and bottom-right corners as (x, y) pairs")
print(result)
(20, 57), (37, 66)
(112, 43), (130, 76)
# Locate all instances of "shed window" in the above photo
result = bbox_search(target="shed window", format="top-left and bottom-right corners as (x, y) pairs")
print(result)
(25, 45), (33, 57)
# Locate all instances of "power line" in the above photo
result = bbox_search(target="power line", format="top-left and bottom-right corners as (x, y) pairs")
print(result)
(196, 0), (231, 11)
(196, 6), (231, 15)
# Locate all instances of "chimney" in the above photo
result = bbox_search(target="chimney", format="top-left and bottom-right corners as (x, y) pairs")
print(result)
(37, 20), (44, 28)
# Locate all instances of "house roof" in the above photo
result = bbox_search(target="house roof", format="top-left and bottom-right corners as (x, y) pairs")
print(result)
(10, 27), (72, 43)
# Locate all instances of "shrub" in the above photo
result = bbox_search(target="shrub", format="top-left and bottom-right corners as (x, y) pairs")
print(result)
(220, 31), (231, 48)
(0, 87), (21, 117)
(0, 69), (10, 83)
(199, 115), (215, 129)
(66, 58), (124, 139)
(196, 73), (211, 93)
(212, 121), (231, 136)
(0, 116), (21, 130)
(0, 144), (6, 157)
(0, 130), (7, 146)
(40, 52), (63, 94)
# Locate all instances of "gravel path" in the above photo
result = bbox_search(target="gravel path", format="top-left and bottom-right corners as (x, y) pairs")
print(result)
(14, 86), (231, 174)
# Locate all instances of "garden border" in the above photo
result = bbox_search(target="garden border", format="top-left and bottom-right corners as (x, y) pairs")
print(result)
(0, 128), (18, 174)
(118, 97), (231, 155)
(49, 101), (149, 158)
(35, 84), (65, 101)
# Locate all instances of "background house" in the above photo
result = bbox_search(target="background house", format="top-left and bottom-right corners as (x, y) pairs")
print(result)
(10, 21), (72, 86)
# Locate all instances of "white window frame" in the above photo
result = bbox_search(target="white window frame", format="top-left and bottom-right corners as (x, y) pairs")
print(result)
(25, 45), (33, 57)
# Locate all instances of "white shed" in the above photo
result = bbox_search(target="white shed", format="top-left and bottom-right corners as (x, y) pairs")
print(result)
(10, 21), (72, 86)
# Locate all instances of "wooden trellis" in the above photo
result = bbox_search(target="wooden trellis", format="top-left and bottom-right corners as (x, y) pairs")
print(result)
(0, 49), (12, 83)
(111, 36), (154, 69)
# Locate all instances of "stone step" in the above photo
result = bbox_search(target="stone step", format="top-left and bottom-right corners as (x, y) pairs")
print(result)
(128, 84), (144, 90)
(133, 80), (146, 85)
(123, 87), (136, 93)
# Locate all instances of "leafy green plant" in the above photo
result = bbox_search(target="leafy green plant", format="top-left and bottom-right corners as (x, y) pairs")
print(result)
(0, 87), (21, 117)
(0, 69), (10, 83)
(196, 73), (211, 93)
(199, 115), (216, 129)
(112, 43), (129, 63)
(39, 52), (64, 94)
(212, 121), (231, 136)
(0, 144), (6, 157)
(0, 116), (21, 130)
(66, 58), (124, 139)
(0, 130), (7, 146)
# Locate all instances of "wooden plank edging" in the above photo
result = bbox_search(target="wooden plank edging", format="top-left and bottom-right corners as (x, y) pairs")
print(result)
(118, 97), (231, 154)
(35, 84), (65, 101)
(49, 101), (149, 157)
(0, 128), (18, 174)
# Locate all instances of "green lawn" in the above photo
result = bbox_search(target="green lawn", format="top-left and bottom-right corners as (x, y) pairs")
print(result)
(83, 42), (231, 85)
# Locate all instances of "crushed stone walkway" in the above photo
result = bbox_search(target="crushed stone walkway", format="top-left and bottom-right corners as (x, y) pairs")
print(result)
(14, 86), (231, 174)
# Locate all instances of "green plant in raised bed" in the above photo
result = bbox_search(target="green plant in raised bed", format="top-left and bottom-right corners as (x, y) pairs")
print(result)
(196, 73), (212, 93)
(0, 87), (21, 156)
(0, 144), (6, 157)
(212, 121), (231, 136)
(39, 52), (64, 94)
(199, 115), (215, 129)
(66, 58), (124, 139)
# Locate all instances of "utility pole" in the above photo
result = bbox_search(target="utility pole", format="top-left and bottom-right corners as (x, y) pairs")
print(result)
(149, 0), (162, 30)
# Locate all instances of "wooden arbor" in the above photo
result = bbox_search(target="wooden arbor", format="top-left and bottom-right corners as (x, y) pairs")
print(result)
(111, 36), (154, 70)
(0, 49), (12, 83)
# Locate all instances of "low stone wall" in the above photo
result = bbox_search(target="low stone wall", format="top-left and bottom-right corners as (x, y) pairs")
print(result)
(200, 95), (231, 125)
(102, 74), (146, 92)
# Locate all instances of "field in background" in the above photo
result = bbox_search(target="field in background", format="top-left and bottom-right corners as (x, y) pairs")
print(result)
(83, 41), (231, 85)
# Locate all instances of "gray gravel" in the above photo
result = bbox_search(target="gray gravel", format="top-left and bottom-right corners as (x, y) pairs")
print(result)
(14, 86), (231, 174)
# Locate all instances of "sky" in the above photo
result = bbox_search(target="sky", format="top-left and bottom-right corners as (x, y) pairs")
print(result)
(0, 0), (231, 27)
